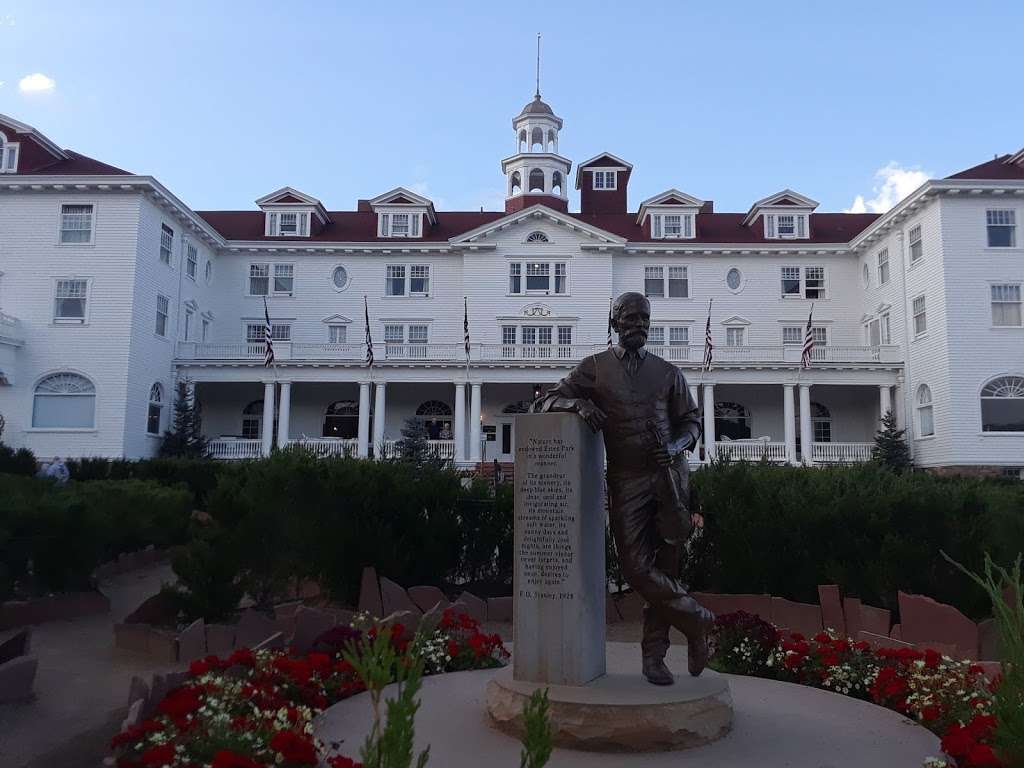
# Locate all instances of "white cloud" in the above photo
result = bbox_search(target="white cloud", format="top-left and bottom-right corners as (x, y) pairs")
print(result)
(846, 162), (930, 214)
(18, 73), (56, 93)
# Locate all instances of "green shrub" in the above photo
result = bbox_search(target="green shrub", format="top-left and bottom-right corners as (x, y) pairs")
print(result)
(64, 456), (229, 508)
(0, 444), (37, 476)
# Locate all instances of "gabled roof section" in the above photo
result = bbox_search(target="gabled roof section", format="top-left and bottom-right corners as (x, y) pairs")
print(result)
(636, 189), (705, 224)
(255, 186), (330, 224)
(574, 152), (633, 188)
(450, 204), (627, 245)
(0, 113), (68, 161)
(946, 153), (1024, 181)
(743, 189), (819, 225)
(369, 186), (437, 224)
(720, 315), (751, 326)
(321, 314), (353, 324)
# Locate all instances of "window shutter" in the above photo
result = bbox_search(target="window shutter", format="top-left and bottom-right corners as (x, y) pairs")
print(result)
(379, 214), (389, 237)
(766, 215), (775, 238)
(4, 146), (15, 171)
(412, 213), (421, 237)
(652, 215), (662, 239)
(683, 215), (693, 238)
(797, 215), (806, 238)
(299, 213), (309, 237)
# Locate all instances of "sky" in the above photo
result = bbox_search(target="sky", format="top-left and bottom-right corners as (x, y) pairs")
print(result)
(0, 1), (1021, 215)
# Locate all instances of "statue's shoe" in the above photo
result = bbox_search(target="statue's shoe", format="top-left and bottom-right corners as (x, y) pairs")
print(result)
(687, 613), (715, 677)
(642, 657), (675, 686)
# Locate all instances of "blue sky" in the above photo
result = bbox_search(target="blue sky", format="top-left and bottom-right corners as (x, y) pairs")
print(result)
(0, 1), (1020, 214)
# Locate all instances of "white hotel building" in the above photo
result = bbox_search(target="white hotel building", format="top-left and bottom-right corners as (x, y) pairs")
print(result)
(1, 96), (1023, 474)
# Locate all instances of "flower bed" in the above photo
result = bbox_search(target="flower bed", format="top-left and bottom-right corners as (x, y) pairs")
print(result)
(711, 611), (1003, 768)
(110, 610), (508, 768)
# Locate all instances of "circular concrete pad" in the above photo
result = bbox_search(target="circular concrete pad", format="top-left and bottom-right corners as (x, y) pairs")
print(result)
(486, 665), (732, 751)
(316, 642), (941, 768)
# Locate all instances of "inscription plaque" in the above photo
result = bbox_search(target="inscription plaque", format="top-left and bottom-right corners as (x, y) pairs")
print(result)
(513, 413), (606, 685)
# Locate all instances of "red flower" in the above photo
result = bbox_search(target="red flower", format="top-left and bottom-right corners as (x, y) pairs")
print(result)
(189, 658), (211, 677)
(921, 705), (943, 722)
(328, 758), (364, 768)
(941, 723), (975, 759)
(924, 648), (941, 669)
(965, 743), (1001, 767)
(138, 744), (175, 766)
(157, 686), (203, 719)
(447, 639), (459, 658)
(212, 750), (265, 768)
(270, 729), (318, 765)
(966, 714), (998, 741)
(227, 648), (256, 668)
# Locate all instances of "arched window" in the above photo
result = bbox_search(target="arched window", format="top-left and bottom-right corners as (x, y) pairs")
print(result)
(916, 385), (934, 437)
(528, 168), (545, 193)
(509, 171), (522, 197)
(32, 372), (96, 428)
(518, 130), (527, 153)
(503, 400), (531, 414)
(416, 400), (453, 439)
(552, 171), (563, 196)
(147, 383), (163, 435)
(530, 127), (544, 151)
(546, 129), (556, 152)
(242, 400), (263, 439)
(323, 400), (364, 439)
(810, 402), (831, 443)
(715, 402), (751, 440)
(526, 231), (549, 243)
(981, 375), (1024, 432)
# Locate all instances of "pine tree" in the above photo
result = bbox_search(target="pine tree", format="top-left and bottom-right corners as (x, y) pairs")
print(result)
(872, 409), (912, 472)
(394, 416), (432, 466)
(160, 379), (208, 458)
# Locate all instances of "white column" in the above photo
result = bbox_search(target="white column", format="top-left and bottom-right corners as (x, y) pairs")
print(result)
(357, 382), (371, 458)
(276, 381), (291, 449)
(688, 383), (701, 461)
(783, 384), (797, 465)
(799, 384), (813, 466)
(454, 382), (467, 463)
(702, 383), (716, 460)
(879, 385), (892, 424)
(469, 383), (482, 463)
(373, 382), (387, 458)
(260, 381), (275, 456)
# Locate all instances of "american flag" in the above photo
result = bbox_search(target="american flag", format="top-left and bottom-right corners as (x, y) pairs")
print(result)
(606, 298), (613, 347)
(702, 299), (713, 372)
(262, 296), (275, 368)
(801, 305), (815, 369)
(364, 296), (374, 368)
(463, 297), (470, 360)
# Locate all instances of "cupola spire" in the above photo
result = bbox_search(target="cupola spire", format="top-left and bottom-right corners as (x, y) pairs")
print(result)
(535, 32), (541, 99)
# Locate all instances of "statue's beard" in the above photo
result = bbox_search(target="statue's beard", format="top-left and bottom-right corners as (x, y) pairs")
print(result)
(620, 329), (647, 349)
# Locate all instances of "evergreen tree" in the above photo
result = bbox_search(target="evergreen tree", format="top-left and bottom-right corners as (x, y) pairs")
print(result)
(160, 379), (208, 458)
(394, 416), (432, 466)
(872, 409), (912, 472)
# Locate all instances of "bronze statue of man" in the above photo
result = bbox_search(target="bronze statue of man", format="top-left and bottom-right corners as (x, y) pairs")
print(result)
(531, 291), (714, 685)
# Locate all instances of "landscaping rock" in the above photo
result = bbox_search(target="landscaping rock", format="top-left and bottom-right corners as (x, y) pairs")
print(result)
(817, 585), (846, 637)
(487, 596), (513, 623)
(419, 601), (447, 634)
(122, 699), (144, 730)
(357, 566), (383, 619)
(859, 604), (891, 637)
(0, 628), (31, 665)
(615, 591), (645, 622)
(897, 591), (979, 660)
(456, 591), (487, 623)
(856, 631), (914, 651)
(206, 623), (236, 657)
(253, 631), (285, 651)
(0, 655), (37, 703)
(124, 592), (178, 626)
(605, 594), (622, 623)
(114, 623), (153, 655)
(843, 597), (863, 637)
(292, 606), (338, 655)
(890, 624), (902, 641)
(770, 598), (823, 638)
(144, 674), (170, 718)
(691, 592), (772, 622)
(409, 586), (449, 614)
(178, 619), (207, 663)
(127, 675), (149, 709)
(380, 577), (422, 617)
(380, 611), (418, 642)
(148, 628), (180, 664)
(979, 618), (1000, 661)
(235, 609), (277, 650)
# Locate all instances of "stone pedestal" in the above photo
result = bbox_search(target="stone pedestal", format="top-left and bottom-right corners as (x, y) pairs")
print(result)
(512, 413), (606, 686)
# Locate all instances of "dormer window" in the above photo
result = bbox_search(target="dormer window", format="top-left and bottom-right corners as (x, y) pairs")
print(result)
(266, 210), (311, 237)
(379, 212), (422, 238)
(256, 188), (329, 238)
(744, 190), (817, 240)
(651, 213), (695, 239)
(765, 213), (807, 239)
(593, 170), (617, 190)
(0, 135), (18, 173)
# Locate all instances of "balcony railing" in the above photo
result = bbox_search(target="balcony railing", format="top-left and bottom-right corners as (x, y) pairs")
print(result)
(288, 437), (359, 457)
(207, 437), (458, 461)
(0, 311), (23, 346)
(177, 341), (902, 366)
(812, 441), (874, 464)
(207, 438), (262, 460)
(716, 440), (788, 463)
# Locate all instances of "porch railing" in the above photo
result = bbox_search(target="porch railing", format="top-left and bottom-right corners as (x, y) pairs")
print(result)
(716, 440), (788, 463)
(0, 311), (24, 346)
(377, 439), (455, 460)
(177, 341), (902, 366)
(206, 438), (262, 460)
(288, 438), (358, 457)
(813, 441), (874, 464)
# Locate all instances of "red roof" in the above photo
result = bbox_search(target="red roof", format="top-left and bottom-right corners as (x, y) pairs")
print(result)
(946, 154), (1024, 181)
(197, 208), (880, 244)
(23, 150), (131, 176)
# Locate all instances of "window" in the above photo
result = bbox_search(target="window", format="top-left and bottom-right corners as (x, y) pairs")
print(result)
(909, 225), (923, 263)
(783, 326), (825, 345)
(663, 215), (683, 238)
(278, 212), (298, 236)
(526, 263), (550, 292)
(644, 266), (664, 298)
(249, 264), (270, 296)
(386, 265), (406, 296)
(328, 325), (347, 344)
(812, 327), (827, 345)
(185, 242), (198, 280)
(863, 263), (870, 288)
(391, 214), (410, 237)
(59, 204), (94, 244)
(526, 231), (549, 243)
(273, 264), (293, 295)
(159, 224), (174, 265)
(384, 325), (404, 344)
(648, 327), (665, 345)
(715, 402), (751, 440)
(987, 210), (1017, 248)
(32, 373), (96, 429)
(726, 267), (743, 291)
(669, 327), (689, 346)
(0, 136), (19, 172)
(54, 279), (88, 323)
(323, 400), (361, 438)
(508, 261), (566, 295)
(593, 170), (617, 190)
(781, 266), (801, 297)
(882, 313), (891, 344)
(764, 213), (808, 239)
(410, 265), (430, 296)
(865, 316), (890, 346)
(781, 266), (826, 299)
(557, 326), (572, 346)
(805, 266), (825, 299)
(147, 383), (163, 435)
(877, 248), (890, 285)
(332, 266), (350, 291)
(242, 400), (263, 439)
(668, 266), (688, 298)
(409, 324), (428, 343)
(502, 326), (517, 345)
(522, 326), (553, 357)
(246, 323), (290, 342)
(809, 402), (832, 443)
(155, 295), (169, 336)
(913, 295), (927, 337)
(992, 284), (1023, 327)
(555, 263), (567, 294)
(777, 215), (796, 238)
(726, 327), (745, 347)
(205, 260), (213, 284)
(981, 376), (1024, 432)
(202, 318), (210, 342)
(509, 263), (521, 294)
(917, 384), (934, 437)
(183, 308), (193, 340)
(650, 213), (695, 239)
(379, 212), (422, 238)
(266, 211), (310, 237)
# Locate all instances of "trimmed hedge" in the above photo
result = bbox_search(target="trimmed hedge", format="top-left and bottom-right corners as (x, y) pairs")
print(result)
(0, 443), (37, 476)
(64, 456), (231, 508)
(0, 474), (191, 599)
